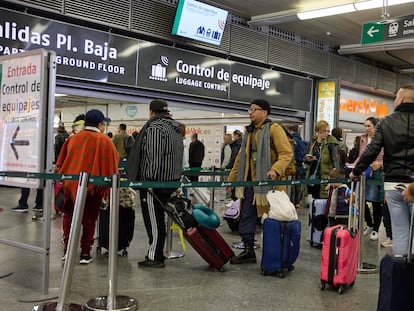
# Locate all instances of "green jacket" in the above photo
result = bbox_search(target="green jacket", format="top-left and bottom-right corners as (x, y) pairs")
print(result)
(306, 135), (340, 198)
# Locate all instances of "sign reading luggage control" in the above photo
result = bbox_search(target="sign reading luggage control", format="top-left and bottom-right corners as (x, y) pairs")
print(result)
(361, 14), (414, 44)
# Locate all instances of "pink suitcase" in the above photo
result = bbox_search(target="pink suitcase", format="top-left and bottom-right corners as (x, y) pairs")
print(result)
(320, 181), (359, 294)
(320, 224), (359, 294)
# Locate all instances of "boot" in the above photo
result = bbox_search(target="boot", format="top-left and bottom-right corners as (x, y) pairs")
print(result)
(230, 244), (256, 264)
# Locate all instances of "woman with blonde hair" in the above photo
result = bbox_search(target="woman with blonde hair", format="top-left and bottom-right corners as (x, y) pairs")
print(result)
(304, 120), (340, 199)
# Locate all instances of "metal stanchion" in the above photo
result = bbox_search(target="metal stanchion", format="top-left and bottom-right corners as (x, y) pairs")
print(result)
(165, 216), (185, 259)
(33, 171), (90, 311)
(86, 174), (138, 311)
(209, 166), (215, 211)
(357, 176), (378, 274)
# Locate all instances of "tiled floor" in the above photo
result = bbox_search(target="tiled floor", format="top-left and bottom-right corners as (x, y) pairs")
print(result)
(0, 186), (390, 311)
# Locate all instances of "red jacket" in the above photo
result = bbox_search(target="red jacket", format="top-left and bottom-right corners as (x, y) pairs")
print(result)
(56, 127), (119, 199)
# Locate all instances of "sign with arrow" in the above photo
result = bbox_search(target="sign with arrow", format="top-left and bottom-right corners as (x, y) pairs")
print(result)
(0, 49), (51, 188)
(362, 14), (414, 45)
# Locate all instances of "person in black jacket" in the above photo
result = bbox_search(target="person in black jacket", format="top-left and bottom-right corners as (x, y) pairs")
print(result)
(188, 133), (205, 181)
(350, 84), (414, 255)
(128, 99), (183, 268)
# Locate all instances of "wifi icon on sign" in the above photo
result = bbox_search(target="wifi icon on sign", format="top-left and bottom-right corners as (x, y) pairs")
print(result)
(161, 56), (169, 66)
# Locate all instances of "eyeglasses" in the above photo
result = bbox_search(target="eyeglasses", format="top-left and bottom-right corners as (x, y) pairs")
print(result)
(248, 108), (264, 113)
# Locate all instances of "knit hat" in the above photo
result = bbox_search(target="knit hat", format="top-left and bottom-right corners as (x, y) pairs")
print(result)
(150, 99), (169, 112)
(251, 99), (270, 114)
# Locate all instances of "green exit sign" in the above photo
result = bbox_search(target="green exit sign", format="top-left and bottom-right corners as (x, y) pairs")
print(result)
(361, 22), (384, 44)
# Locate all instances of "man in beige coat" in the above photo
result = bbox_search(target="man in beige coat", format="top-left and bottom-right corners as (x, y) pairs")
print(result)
(228, 99), (293, 264)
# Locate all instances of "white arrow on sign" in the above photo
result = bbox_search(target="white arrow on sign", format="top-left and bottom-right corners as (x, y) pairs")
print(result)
(367, 25), (380, 37)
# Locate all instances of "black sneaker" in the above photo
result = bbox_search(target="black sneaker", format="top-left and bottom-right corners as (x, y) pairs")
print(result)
(33, 206), (43, 213)
(138, 259), (165, 268)
(80, 255), (94, 264)
(12, 206), (28, 213)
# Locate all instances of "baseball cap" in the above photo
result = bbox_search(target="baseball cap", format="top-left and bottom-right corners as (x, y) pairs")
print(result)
(85, 109), (111, 124)
(149, 99), (169, 112)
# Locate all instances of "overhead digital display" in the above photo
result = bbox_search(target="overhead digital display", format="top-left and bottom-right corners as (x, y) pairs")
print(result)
(171, 0), (228, 46)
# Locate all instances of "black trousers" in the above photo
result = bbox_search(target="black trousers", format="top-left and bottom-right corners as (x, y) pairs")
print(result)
(19, 188), (43, 208)
(139, 188), (175, 262)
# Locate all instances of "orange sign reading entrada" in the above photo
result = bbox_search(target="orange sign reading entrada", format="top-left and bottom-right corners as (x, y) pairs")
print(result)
(340, 96), (390, 118)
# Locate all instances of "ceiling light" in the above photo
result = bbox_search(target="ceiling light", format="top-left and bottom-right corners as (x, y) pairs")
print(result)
(297, 0), (414, 21)
(297, 4), (355, 20)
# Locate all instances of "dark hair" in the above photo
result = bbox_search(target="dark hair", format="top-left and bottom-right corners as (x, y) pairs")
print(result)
(288, 125), (299, 132)
(366, 116), (379, 126)
(119, 123), (127, 131)
(74, 114), (85, 122)
(354, 136), (361, 147)
(192, 133), (198, 139)
(329, 168), (345, 179)
(331, 127), (343, 140)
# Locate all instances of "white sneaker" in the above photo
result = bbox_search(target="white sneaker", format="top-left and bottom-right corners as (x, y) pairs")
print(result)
(370, 231), (379, 241)
(381, 238), (393, 248)
(363, 227), (373, 236)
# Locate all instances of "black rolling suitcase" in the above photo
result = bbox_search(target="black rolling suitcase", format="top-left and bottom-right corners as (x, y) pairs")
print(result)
(97, 188), (136, 256)
(97, 206), (135, 256)
(377, 204), (414, 311)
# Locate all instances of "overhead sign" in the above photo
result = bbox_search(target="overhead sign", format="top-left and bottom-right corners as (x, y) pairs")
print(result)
(0, 9), (138, 85)
(138, 44), (312, 111)
(361, 14), (414, 44)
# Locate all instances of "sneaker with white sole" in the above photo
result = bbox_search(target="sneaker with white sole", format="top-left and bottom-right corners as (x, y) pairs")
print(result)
(80, 255), (93, 264)
(370, 231), (379, 241)
(12, 205), (28, 213)
(363, 226), (373, 236)
(381, 238), (393, 248)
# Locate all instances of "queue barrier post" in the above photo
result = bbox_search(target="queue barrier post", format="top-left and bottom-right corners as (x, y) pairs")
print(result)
(33, 171), (90, 311)
(86, 174), (138, 311)
(357, 175), (378, 274)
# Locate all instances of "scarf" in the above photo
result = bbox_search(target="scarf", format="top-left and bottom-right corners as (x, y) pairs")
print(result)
(236, 120), (272, 206)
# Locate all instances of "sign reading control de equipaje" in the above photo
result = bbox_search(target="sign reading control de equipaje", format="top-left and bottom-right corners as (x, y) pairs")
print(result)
(361, 14), (414, 44)
(0, 49), (51, 188)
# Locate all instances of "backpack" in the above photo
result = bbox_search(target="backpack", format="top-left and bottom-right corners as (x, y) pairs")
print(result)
(280, 124), (296, 176)
(124, 135), (134, 155)
(294, 140), (309, 163)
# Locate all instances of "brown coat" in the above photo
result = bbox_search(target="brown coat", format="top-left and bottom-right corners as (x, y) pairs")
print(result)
(228, 122), (293, 216)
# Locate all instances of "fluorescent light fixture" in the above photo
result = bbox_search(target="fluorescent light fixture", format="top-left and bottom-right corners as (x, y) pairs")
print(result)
(338, 38), (414, 54)
(297, 4), (355, 20)
(297, 0), (414, 21)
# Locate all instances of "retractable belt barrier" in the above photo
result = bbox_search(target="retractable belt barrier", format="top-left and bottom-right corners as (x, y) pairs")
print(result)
(0, 170), (382, 188)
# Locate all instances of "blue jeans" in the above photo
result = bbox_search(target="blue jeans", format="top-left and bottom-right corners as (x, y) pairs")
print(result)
(385, 189), (413, 255)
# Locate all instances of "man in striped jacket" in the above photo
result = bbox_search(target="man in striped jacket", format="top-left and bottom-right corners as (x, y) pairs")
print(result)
(128, 99), (183, 268)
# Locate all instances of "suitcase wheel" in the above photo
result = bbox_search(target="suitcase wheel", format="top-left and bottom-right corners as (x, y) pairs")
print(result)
(97, 246), (101, 254)
(350, 281), (355, 287)
(287, 265), (294, 271)
(320, 281), (326, 291)
(121, 249), (128, 256)
(338, 285), (344, 295)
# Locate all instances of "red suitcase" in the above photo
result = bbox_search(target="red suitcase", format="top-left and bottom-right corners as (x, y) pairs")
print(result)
(320, 182), (359, 294)
(184, 224), (234, 272)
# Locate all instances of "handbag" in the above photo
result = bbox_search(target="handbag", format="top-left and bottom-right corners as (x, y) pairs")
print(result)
(223, 199), (240, 220)
(309, 155), (321, 187)
(265, 190), (298, 221)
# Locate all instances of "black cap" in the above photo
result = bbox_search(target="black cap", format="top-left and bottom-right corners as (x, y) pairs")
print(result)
(150, 99), (169, 112)
(251, 99), (270, 114)
(85, 109), (111, 124)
